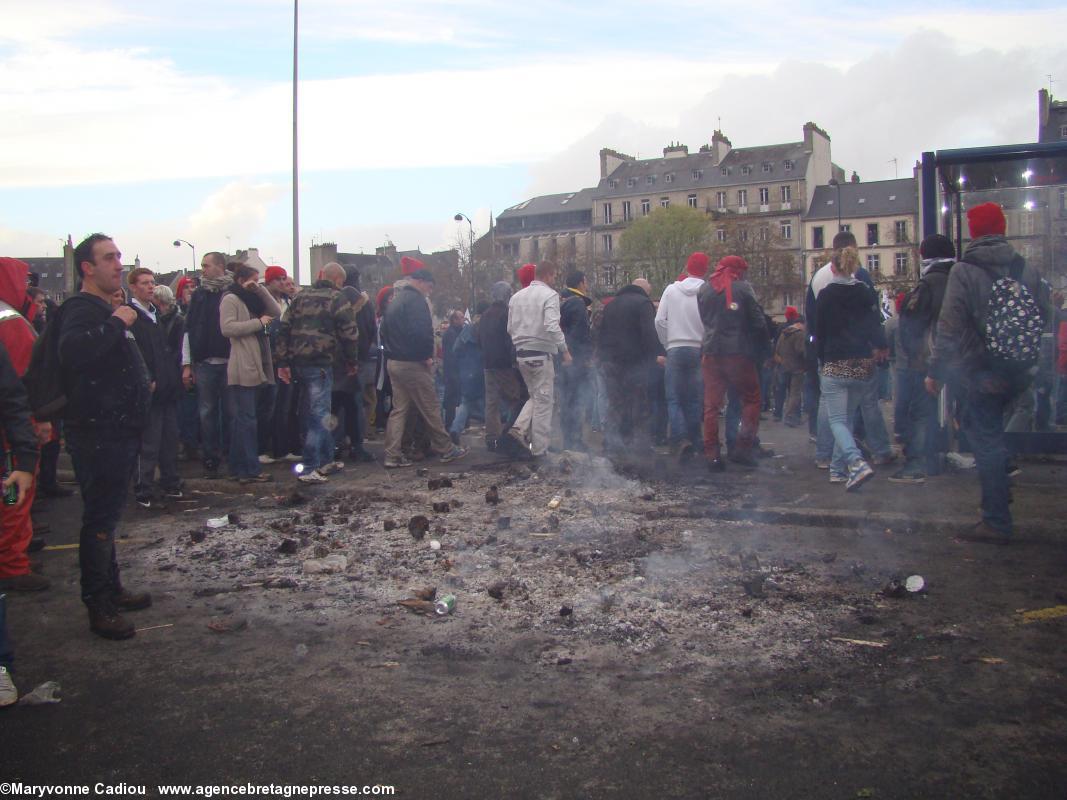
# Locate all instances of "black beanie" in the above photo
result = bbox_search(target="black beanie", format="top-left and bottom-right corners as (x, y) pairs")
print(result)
(920, 234), (955, 260)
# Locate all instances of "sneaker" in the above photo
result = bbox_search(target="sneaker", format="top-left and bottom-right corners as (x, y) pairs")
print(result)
(486, 437), (498, 452)
(319, 462), (345, 475)
(958, 520), (1011, 545)
(440, 446), (468, 464)
(1006, 462), (1021, 478)
(112, 588), (152, 612)
(239, 473), (273, 484)
(162, 487), (184, 500)
(383, 457), (414, 469)
(815, 459), (830, 470)
(86, 598), (135, 641)
(845, 460), (874, 492)
(888, 468), (926, 485)
(828, 471), (847, 484)
(135, 494), (154, 509)
(283, 453), (303, 463)
(258, 454), (278, 465)
(297, 469), (329, 484)
(0, 573), (50, 592)
(0, 665), (17, 707)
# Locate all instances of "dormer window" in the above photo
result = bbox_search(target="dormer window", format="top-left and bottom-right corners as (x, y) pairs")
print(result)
(608, 179), (618, 189)
(665, 173), (674, 184)
(721, 167), (729, 176)
(646, 175), (655, 185)
(762, 163), (771, 173)
(741, 165), (752, 175)
(691, 169), (703, 180)
(784, 160), (794, 172)
(626, 177), (637, 188)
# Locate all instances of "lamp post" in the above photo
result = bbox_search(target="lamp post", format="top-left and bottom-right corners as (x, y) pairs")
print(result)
(828, 177), (842, 231)
(173, 239), (196, 274)
(454, 212), (475, 310)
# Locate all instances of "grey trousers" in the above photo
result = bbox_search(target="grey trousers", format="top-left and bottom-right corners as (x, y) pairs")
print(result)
(136, 402), (180, 496)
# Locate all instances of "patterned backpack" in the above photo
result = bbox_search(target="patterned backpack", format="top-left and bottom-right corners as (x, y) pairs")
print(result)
(982, 260), (1043, 367)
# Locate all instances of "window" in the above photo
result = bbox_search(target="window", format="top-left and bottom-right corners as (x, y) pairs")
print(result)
(717, 191), (727, 209)
(602, 203), (613, 224)
(759, 187), (770, 205)
(602, 234), (613, 253)
(812, 226), (824, 249)
(622, 201), (632, 221)
(641, 199), (651, 216)
(660, 197), (670, 208)
(784, 160), (794, 172)
(781, 185), (792, 203)
(758, 226), (769, 242)
(737, 189), (748, 206)
(721, 167), (729, 176)
(780, 221), (792, 240)
(783, 291), (794, 308)
(627, 177), (637, 188)
(894, 220), (908, 243)
(687, 194), (698, 209)
(739, 228), (749, 242)
(1061, 124), (1067, 139)
(867, 223), (879, 246)
(866, 253), (880, 272)
(762, 163), (771, 173)
(665, 173), (674, 184)
(741, 165), (752, 175)
(646, 175), (656, 185)
(604, 265), (618, 287)
(894, 252), (908, 276)
(840, 223), (851, 233)
(692, 169), (703, 181)
(716, 228), (726, 243)
(608, 179), (618, 189)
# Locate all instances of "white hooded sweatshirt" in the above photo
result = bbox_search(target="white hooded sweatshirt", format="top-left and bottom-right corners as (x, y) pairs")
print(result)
(655, 276), (705, 350)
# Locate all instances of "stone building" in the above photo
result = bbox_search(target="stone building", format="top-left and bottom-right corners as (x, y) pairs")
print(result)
(1038, 88), (1067, 143)
(492, 188), (595, 276)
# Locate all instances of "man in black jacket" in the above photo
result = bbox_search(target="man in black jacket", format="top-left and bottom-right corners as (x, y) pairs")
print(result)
(60, 234), (152, 640)
(476, 281), (524, 451)
(559, 271), (593, 451)
(381, 270), (466, 468)
(127, 267), (182, 508)
(182, 251), (231, 478)
(597, 278), (660, 457)
(441, 310), (465, 430)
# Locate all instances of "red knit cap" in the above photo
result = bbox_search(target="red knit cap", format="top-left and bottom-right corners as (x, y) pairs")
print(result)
(784, 306), (799, 322)
(176, 275), (196, 298)
(400, 255), (425, 275)
(686, 252), (709, 278)
(264, 265), (287, 284)
(967, 202), (1006, 238)
(517, 263), (536, 288)
(375, 284), (394, 316)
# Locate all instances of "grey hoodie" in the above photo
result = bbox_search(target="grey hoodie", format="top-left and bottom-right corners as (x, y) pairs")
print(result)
(928, 235), (1047, 386)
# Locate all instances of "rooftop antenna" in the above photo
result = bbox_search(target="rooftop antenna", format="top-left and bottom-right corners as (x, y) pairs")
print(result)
(1049, 74), (1055, 95)
(888, 157), (899, 178)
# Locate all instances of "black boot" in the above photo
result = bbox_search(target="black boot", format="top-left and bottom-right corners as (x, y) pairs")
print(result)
(86, 597), (135, 640)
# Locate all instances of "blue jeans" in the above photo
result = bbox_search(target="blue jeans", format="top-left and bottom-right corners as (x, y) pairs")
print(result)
(960, 376), (1023, 534)
(820, 373), (866, 471)
(228, 385), (262, 479)
(857, 373), (892, 458)
(0, 593), (13, 670)
(296, 366), (334, 471)
(194, 362), (229, 469)
(897, 370), (938, 473)
(665, 346), (703, 447)
(67, 429), (139, 602)
(451, 396), (485, 438)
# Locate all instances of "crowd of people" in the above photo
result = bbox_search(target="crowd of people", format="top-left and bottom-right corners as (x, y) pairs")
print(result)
(0, 198), (1062, 694)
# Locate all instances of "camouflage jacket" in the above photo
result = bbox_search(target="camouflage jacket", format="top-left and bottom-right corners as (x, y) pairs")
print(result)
(275, 280), (361, 369)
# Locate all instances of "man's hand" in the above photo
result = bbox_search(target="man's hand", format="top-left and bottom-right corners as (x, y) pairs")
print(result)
(259, 315), (272, 328)
(873, 348), (889, 365)
(346, 364), (358, 376)
(277, 367), (291, 384)
(182, 365), (194, 389)
(33, 421), (52, 445)
(656, 355), (666, 367)
(3, 470), (34, 506)
(562, 350), (573, 366)
(924, 377), (941, 396)
(112, 306), (137, 328)
(149, 381), (157, 393)
(424, 358), (434, 370)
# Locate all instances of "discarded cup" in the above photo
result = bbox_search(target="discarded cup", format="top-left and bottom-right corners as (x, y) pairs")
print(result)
(294, 643), (309, 658)
(18, 681), (61, 705)
(547, 495), (562, 510)
(429, 539), (441, 551)
(905, 575), (925, 593)
(434, 594), (456, 615)
(206, 515), (229, 529)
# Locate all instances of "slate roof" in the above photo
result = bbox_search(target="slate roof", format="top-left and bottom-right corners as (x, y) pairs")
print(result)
(592, 142), (812, 200)
(498, 188), (597, 219)
(805, 178), (918, 220)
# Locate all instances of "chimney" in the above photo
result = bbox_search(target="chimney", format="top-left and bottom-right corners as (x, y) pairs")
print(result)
(663, 141), (689, 159)
(710, 130), (732, 166)
(850, 171), (860, 183)
(599, 148), (634, 179)
(803, 121), (830, 152)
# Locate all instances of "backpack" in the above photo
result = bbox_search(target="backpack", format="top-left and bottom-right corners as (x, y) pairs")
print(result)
(22, 303), (67, 420)
(982, 260), (1043, 367)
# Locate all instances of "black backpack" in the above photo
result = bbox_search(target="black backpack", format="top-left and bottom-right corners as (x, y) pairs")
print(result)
(22, 303), (67, 420)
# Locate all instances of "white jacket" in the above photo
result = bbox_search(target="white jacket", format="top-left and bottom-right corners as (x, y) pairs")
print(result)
(507, 280), (566, 354)
(655, 276), (705, 350)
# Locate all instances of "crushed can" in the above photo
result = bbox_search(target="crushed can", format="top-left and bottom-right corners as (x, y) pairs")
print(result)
(434, 594), (456, 616)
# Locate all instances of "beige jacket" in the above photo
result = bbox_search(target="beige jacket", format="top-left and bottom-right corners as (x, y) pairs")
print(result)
(220, 285), (281, 387)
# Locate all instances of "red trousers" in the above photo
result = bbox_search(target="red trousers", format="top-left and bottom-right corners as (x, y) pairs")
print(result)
(0, 471), (36, 578)
(702, 354), (761, 458)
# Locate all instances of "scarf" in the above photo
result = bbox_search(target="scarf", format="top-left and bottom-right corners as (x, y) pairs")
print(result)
(709, 255), (748, 309)
(227, 283), (267, 318)
(201, 274), (233, 293)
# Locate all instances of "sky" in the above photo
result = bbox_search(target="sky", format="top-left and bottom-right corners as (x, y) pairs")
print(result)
(2, 0), (1066, 284)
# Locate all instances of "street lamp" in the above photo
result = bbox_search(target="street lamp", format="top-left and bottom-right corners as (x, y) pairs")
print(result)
(173, 239), (196, 274)
(828, 178), (842, 231)
(454, 212), (475, 310)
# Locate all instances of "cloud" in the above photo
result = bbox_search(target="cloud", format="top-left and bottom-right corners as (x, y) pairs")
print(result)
(188, 179), (286, 244)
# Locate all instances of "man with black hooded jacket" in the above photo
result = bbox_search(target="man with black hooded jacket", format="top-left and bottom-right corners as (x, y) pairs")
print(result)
(559, 271), (593, 451)
(927, 203), (1048, 542)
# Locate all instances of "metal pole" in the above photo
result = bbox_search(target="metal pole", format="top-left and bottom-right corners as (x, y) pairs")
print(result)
(469, 225), (475, 310)
(292, 0), (300, 284)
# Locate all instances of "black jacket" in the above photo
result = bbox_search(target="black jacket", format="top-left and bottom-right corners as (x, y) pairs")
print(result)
(442, 324), (463, 381)
(559, 288), (593, 363)
(382, 285), (434, 362)
(186, 285), (231, 362)
(475, 302), (514, 370)
(0, 341), (40, 474)
(815, 280), (887, 363)
(58, 293), (150, 433)
(128, 302), (180, 405)
(596, 285), (660, 364)
(343, 266), (377, 363)
(698, 279), (770, 360)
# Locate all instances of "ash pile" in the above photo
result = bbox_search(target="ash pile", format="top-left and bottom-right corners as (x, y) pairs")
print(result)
(138, 452), (926, 668)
